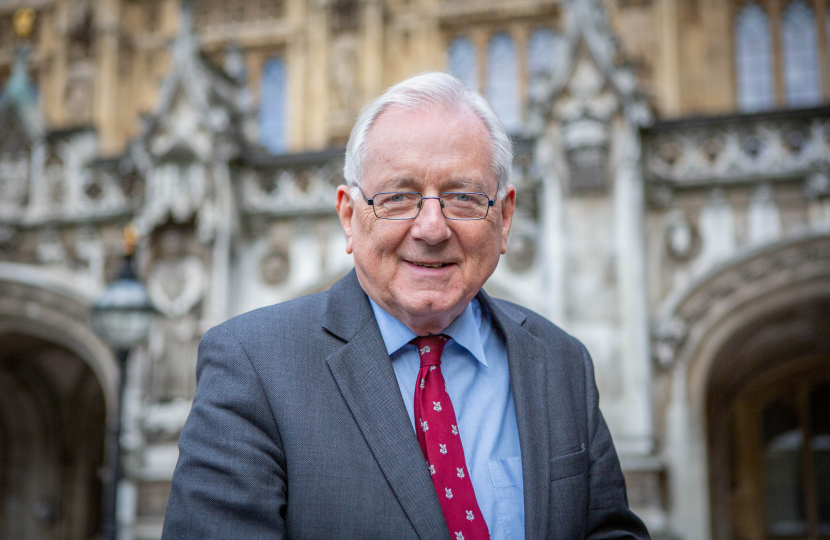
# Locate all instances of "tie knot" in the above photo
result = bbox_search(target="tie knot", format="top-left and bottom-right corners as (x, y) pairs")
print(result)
(412, 334), (449, 368)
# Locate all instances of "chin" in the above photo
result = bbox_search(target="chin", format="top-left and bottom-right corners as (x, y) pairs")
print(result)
(400, 293), (465, 320)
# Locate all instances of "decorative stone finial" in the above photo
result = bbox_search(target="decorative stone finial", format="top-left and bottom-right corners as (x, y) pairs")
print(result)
(123, 223), (139, 256)
(13, 8), (36, 38)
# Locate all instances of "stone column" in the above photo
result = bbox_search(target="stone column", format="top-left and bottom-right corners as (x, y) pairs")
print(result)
(287, 0), (308, 150)
(94, 0), (121, 154)
(613, 123), (654, 456)
(361, 0), (383, 102)
(306, 0), (330, 149)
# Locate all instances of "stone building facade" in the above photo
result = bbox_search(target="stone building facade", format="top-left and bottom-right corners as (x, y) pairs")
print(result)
(0, 0), (829, 539)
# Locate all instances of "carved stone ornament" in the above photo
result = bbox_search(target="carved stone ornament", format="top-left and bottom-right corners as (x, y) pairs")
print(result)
(652, 234), (830, 368)
(644, 114), (830, 187)
(651, 316), (688, 368)
(260, 249), (291, 285)
(664, 210), (699, 261)
(506, 233), (537, 273)
(554, 58), (618, 194)
(805, 170), (830, 199)
(0, 120), (31, 209)
(146, 231), (208, 318)
(0, 226), (18, 252)
(242, 158), (342, 216)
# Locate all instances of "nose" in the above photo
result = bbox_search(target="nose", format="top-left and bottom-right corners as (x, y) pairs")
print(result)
(411, 197), (451, 245)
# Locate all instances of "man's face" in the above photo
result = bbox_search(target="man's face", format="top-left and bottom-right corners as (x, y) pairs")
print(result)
(336, 105), (516, 335)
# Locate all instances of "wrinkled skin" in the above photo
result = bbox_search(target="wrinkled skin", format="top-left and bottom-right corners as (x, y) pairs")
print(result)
(336, 105), (516, 335)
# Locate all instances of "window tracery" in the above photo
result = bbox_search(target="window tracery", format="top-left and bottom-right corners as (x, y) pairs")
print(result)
(781, 0), (821, 106)
(259, 57), (288, 154)
(448, 36), (478, 91)
(486, 32), (520, 132)
(735, 2), (775, 111)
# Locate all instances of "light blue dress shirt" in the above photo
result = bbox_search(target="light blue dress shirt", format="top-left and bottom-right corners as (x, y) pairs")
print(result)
(369, 298), (525, 540)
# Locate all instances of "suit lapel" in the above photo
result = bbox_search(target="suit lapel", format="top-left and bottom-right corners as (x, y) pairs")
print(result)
(480, 292), (552, 540)
(324, 271), (449, 540)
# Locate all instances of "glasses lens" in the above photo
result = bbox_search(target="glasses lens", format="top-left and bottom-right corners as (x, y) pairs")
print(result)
(373, 192), (421, 219)
(440, 193), (490, 219)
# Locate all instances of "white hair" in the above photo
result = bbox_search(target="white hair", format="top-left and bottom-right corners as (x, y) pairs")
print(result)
(344, 72), (513, 200)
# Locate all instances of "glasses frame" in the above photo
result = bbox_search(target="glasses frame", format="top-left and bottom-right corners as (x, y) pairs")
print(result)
(357, 187), (496, 221)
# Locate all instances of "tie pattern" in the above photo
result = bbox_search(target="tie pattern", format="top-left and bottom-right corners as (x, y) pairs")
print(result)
(413, 335), (490, 540)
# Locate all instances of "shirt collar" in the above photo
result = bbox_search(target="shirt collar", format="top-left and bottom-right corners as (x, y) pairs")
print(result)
(368, 297), (489, 368)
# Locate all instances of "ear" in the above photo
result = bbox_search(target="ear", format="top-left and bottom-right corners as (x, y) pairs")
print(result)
(499, 185), (516, 255)
(335, 185), (355, 254)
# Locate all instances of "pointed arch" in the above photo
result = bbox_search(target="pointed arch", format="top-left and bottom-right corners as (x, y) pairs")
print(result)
(259, 56), (288, 154)
(486, 32), (520, 132)
(781, 0), (821, 106)
(735, 3), (776, 111)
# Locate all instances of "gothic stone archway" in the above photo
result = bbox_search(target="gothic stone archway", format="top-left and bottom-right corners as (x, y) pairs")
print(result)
(655, 234), (830, 540)
(0, 333), (106, 540)
(0, 273), (119, 540)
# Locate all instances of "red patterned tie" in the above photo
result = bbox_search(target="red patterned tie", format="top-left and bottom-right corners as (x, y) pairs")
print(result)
(413, 335), (490, 540)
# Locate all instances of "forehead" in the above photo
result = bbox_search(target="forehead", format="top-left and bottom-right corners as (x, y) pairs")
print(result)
(362, 104), (496, 192)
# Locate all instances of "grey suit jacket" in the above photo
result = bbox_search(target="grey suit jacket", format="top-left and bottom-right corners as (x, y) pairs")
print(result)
(163, 270), (649, 540)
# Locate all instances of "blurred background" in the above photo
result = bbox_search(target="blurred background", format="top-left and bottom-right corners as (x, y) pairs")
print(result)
(0, 0), (829, 539)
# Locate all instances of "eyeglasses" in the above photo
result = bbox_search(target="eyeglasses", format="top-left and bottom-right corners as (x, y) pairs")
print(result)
(358, 187), (495, 220)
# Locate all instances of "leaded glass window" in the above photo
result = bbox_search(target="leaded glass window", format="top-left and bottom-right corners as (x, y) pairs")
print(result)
(485, 32), (520, 132)
(763, 401), (807, 536)
(782, 0), (821, 106)
(259, 56), (288, 154)
(735, 3), (776, 111)
(448, 37), (478, 91)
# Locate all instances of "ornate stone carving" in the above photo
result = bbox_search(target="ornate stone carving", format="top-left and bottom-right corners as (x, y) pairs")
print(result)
(664, 210), (699, 261)
(506, 233), (537, 272)
(242, 152), (343, 216)
(652, 235), (830, 368)
(146, 231), (208, 318)
(146, 230), (206, 402)
(554, 58), (618, 194)
(0, 122), (31, 210)
(805, 170), (830, 199)
(194, 0), (284, 28)
(330, 0), (360, 33)
(643, 111), (830, 187)
(36, 228), (67, 265)
(651, 316), (688, 368)
(260, 250), (290, 285)
(43, 152), (65, 205)
(329, 33), (361, 133)
(64, 77), (94, 125)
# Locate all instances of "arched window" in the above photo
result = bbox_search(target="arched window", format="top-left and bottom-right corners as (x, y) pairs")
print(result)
(259, 56), (288, 154)
(447, 37), (478, 91)
(486, 32), (520, 132)
(735, 3), (775, 111)
(527, 27), (558, 84)
(781, 0), (821, 106)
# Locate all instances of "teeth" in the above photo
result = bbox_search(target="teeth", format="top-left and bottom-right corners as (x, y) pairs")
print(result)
(416, 262), (445, 269)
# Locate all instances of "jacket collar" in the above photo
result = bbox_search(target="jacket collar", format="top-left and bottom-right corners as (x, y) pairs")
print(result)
(323, 270), (551, 540)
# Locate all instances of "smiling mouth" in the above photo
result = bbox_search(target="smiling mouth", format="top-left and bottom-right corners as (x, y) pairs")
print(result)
(412, 262), (451, 269)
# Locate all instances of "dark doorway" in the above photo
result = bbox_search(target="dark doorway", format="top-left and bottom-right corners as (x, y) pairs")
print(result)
(708, 301), (830, 540)
(0, 332), (106, 540)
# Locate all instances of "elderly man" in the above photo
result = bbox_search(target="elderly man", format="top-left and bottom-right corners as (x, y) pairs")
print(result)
(163, 73), (648, 540)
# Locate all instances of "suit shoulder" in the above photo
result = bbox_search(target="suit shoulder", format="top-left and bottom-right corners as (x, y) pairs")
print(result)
(213, 288), (330, 339)
(489, 297), (588, 356)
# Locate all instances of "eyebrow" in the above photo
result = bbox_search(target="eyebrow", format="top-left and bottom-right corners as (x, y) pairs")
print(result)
(377, 176), (492, 193)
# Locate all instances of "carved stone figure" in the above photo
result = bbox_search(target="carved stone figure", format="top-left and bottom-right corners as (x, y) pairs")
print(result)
(146, 230), (208, 401)
(330, 34), (360, 118)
